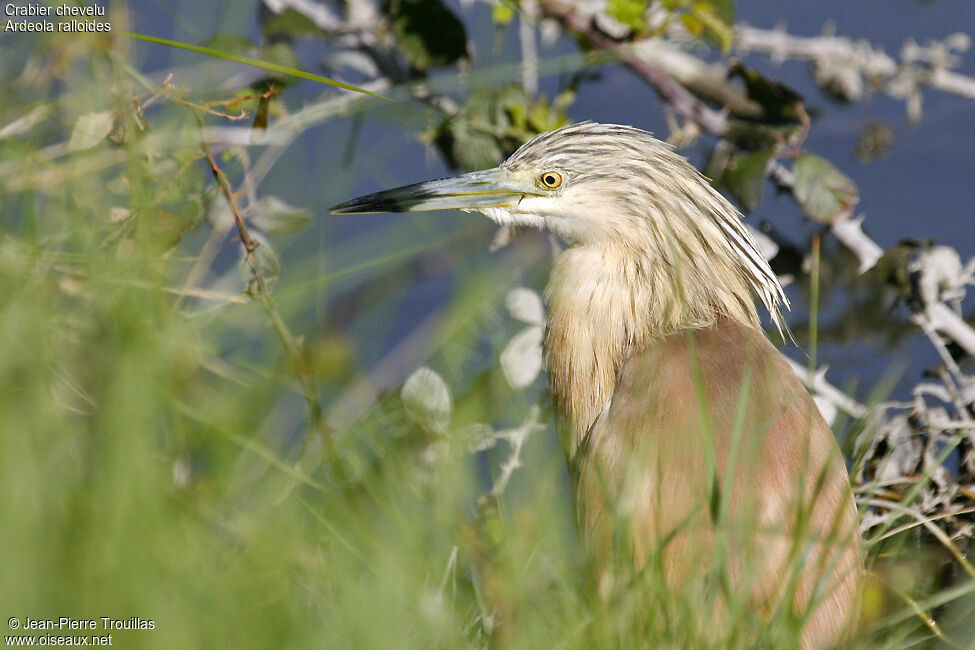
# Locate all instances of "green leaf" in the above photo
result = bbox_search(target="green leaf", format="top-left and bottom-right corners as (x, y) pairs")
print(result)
(680, 13), (703, 37)
(125, 32), (389, 99)
(67, 110), (116, 152)
(249, 196), (312, 235)
(441, 118), (506, 171)
(692, 2), (733, 53)
(401, 367), (452, 435)
(492, 1), (515, 25)
(716, 149), (772, 212)
(204, 33), (254, 55)
(607, 0), (648, 33)
(793, 153), (859, 224)
(262, 9), (327, 40)
(255, 42), (302, 83)
(431, 86), (528, 170)
(729, 61), (804, 124)
(428, 85), (572, 170)
(389, 0), (468, 71)
(707, 0), (735, 24)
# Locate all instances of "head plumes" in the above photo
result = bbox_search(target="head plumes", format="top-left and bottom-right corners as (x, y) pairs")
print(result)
(497, 122), (790, 336)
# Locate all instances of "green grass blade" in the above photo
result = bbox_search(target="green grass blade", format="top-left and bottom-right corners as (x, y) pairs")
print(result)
(125, 32), (391, 100)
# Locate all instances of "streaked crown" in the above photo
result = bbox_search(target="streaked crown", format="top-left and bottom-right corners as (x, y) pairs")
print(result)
(502, 122), (790, 335)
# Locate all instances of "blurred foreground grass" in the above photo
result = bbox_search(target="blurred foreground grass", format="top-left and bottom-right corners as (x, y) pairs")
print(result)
(0, 25), (577, 649)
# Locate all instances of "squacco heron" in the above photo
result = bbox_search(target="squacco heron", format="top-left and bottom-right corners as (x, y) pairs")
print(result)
(333, 122), (861, 647)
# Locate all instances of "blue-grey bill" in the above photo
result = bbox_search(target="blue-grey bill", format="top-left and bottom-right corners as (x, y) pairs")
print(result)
(330, 168), (533, 214)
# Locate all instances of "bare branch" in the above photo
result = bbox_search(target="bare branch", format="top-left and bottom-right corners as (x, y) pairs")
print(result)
(199, 130), (326, 435)
(783, 355), (868, 420)
(737, 25), (975, 118)
(538, 0), (730, 136)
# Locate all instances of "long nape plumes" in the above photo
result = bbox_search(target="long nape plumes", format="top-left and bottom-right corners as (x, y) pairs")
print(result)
(500, 122), (790, 339)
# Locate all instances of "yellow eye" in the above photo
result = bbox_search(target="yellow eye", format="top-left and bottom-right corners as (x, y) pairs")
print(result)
(539, 171), (563, 189)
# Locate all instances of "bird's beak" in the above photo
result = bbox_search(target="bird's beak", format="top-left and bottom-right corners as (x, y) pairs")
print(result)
(331, 168), (537, 214)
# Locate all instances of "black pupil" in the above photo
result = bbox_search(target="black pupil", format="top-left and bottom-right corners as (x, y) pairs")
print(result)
(544, 174), (556, 186)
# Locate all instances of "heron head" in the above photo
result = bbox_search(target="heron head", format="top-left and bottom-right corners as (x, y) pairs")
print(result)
(331, 122), (688, 243)
(332, 121), (790, 335)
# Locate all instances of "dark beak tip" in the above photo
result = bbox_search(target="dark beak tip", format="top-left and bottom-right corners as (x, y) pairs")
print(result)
(329, 200), (387, 215)
(329, 191), (406, 215)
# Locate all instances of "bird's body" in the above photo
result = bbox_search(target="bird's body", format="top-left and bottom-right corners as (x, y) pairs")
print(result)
(334, 122), (862, 647)
(570, 317), (859, 647)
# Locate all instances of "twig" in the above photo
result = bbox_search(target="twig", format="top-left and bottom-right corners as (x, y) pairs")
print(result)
(737, 25), (975, 105)
(198, 123), (325, 435)
(491, 405), (545, 496)
(860, 497), (975, 580)
(783, 355), (868, 419)
(830, 216), (884, 274)
(920, 303), (975, 358)
(519, 0), (540, 96)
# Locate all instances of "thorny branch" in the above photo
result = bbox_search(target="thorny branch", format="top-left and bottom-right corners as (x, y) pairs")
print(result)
(490, 405), (546, 496)
(737, 25), (975, 121)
